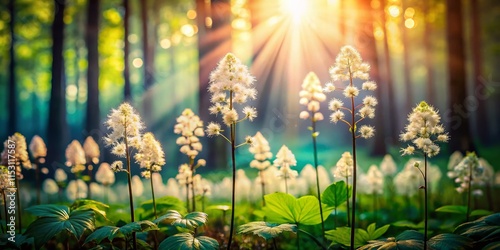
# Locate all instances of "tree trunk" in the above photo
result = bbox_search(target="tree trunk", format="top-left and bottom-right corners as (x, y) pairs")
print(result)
(380, 0), (398, 144)
(123, 0), (131, 101)
(196, 0), (231, 170)
(140, 0), (155, 122)
(85, 0), (100, 139)
(470, 0), (490, 145)
(356, 0), (386, 155)
(401, 0), (413, 114)
(8, 0), (16, 135)
(47, 0), (68, 166)
(446, 0), (475, 153)
(423, 0), (435, 105)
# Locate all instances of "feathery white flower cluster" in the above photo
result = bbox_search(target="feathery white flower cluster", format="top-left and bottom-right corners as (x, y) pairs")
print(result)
(393, 159), (423, 197)
(299, 72), (326, 121)
(249, 132), (273, 171)
(135, 132), (165, 179)
(174, 108), (205, 158)
(447, 152), (483, 194)
(55, 168), (67, 183)
(380, 154), (397, 176)
(333, 152), (354, 178)
(176, 164), (193, 186)
(325, 46), (377, 139)
(29, 135), (47, 160)
(274, 145), (298, 179)
(65, 140), (86, 173)
(83, 136), (100, 164)
(1, 133), (31, 172)
(206, 53), (258, 135)
(43, 178), (59, 195)
(363, 165), (384, 195)
(95, 162), (115, 186)
(0, 166), (11, 192)
(400, 101), (448, 158)
(104, 103), (144, 172)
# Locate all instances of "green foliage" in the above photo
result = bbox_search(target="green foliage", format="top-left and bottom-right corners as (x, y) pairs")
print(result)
(435, 205), (468, 214)
(158, 233), (219, 250)
(71, 199), (110, 220)
(137, 196), (186, 220)
(326, 223), (390, 248)
(84, 220), (158, 245)
(154, 210), (208, 230)
(454, 213), (500, 248)
(24, 204), (95, 249)
(238, 221), (297, 240)
(321, 180), (350, 208)
(263, 192), (333, 225)
(428, 233), (473, 250)
(357, 230), (424, 250)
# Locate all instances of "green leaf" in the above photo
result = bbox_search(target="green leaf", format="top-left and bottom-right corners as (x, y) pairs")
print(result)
(206, 205), (231, 211)
(325, 227), (351, 247)
(392, 220), (422, 229)
(428, 233), (473, 250)
(484, 241), (500, 250)
(367, 223), (376, 236)
(139, 196), (186, 219)
(358, 230), (424, 250)
(370, 224), (390, 240)
(321, 181), (349, 208)
(238, 221), (296, 240)
(24, 205), (95, 249)
(454, 213), (500, 244)
(396, 230), (424, 241)
(84, 221), (158, 245)
(158, 233), (219, 250)
(264, 193), (331, 225)
(154, 210), (208, 229)
(470, 209), (493, 217)
(435, 205), (467, 214)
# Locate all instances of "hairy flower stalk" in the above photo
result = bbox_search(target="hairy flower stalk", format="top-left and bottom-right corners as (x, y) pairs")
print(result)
(176, 164), (193, 211)
(326, 45), (377, 249)
(83, 136), (100, 199)
(447, 152), (481, 222)
(174, 108), (205, 212)
(29, 135), (47, 205)
(135, 132), (165, 219)
(104, 102), (144, 249)
(299, 71), (327, 242)
(274, 145), (298, 194)
(334, 152), (353, 226)
(400, 101), (448, 250)
(206, 53), (257, 249)
(248, 131), (273, 206)
(1, 133), (31, 233)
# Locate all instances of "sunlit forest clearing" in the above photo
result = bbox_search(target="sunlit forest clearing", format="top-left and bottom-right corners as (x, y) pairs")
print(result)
(1, 0), (500, 249)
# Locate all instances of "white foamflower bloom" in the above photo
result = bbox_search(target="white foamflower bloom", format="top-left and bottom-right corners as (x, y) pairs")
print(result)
(365, 165), (384, 195)
(400, 101), (448, 158)
(380, 154), (397, 176)
(334, 152), (354, 178)
(43, 178), (59, 195)
(131, 175), (144, 197)
(299, 72), (326, 122)
(174, 108), (205, 158)
(95, 162), (115, 186)
(206, 122), (222, 137)
(447, 151), (463, 171)
(448, 152), (483, 194)
(1, 133), (31, 170)
(359, 125), (375, 139)
(176, 164), (193, 186)
(83, 136), (100, 164)
(104, 102), (144, 157)
(65, 140), (86, 173)
(249, 132), (273, 171)
(29, 135), (47, 159)
(54, 168), (67, 183)
(274, 145), (297, 170)
(135, 132), (165, 179)
(0, 166), (11, 192)
(329, 45), (370, 81)
(66, 179), (88, 201)
(394, 159), (423, 197)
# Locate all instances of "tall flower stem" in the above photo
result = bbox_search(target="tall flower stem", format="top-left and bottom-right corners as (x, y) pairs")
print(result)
(311, 120), (325, 243)
(424, 155), (428, 250)
(227, 122), (236, 250)
(2, 192), (7, 233)
(349, 75), (358, 250)
(124, 129), (137, 250)
(284, 176), (289, 194)
(190, 158), (196, 212)
(150, 174), (157, 219)
(346, 176), (350, 226)
(15, 164), (22, 234)
(260, 170), (266, 206)
(35, 157), (41, 204)
(185, 182), (190, 212)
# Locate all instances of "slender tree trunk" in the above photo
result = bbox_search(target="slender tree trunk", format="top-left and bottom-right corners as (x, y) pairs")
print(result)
(123, 0), (131, 101)
(380, 0), (398, 143)
(47, 0), (68, 166)
(140, 0), (155, 122)
(401, 0), (413, 114)
(470, 0), (490, 145)
(446, 0), (476, 153)
(8, 0), (16, 135)
(85, 0), (100, 138)
(423, 0), (436, 105)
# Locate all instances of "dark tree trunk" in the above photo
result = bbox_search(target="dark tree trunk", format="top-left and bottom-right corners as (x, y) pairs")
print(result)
(446, 0), (475, 153)
(123, 0), (131, 101)
(196, 0), (231, 170)
(470, 0), (490, 145)
(47, 0), (68, 166)
(140, 0), (155, 122)
(85, 0), (100, 139)
(401, 0), (413, 114)
(8, 0), (16, 135)
(423, 0), (435, 105)
(380, 0), (398, 144)
(356, 0), (386, 155)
